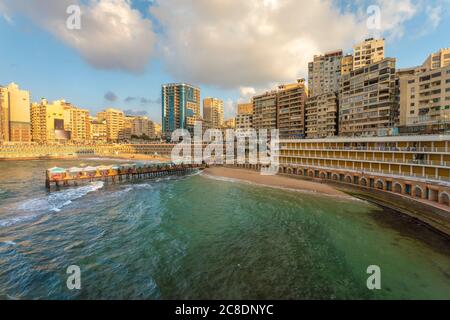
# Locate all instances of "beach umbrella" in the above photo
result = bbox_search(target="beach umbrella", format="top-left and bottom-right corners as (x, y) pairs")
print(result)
(49, 167), (66, 173)
(83, 166), (97, 172)
(97, 165), (111, 171)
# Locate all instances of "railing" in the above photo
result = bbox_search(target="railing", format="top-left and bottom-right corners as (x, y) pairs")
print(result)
(280, 146), (450, 153)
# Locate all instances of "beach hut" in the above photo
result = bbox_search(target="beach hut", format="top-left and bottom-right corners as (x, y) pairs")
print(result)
(83, 166), (97, 177)
(68, 167), (83, 179)
(97, 165), (111, 176)
(48, 167), (66, 181)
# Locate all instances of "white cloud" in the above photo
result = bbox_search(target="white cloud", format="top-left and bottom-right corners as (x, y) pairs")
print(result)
(2, 0), (155, 73)
(150, 0), (426, 89)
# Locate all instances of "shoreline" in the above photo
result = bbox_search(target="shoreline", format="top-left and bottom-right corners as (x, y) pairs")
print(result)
(0, 153), (171, 162)
(203, 166), (352, 199)
(203, 166), (450, 237)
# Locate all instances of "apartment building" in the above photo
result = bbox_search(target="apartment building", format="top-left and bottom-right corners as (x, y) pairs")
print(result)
(131, 116), (156, 139)
(399, 64), (450, 130)
(237, 103), (253, 115)
(305, 92), (339, 138)
(203, 97), (224, 129)
(422, 47), (450, 70)
(98, 108), (125, 143)
(341, 54), (354, 75)
(90, 116), (107, 143)
(308, 50), (343, 97)
(252, 91), (278, 130)
(353, 38), (385, 70)
(277, 79), (308, 139)
(0, 83), (31, 143)
(339, 58), (399, 137)
(69, 107), (90, 143)
(162, 83), (201, 138)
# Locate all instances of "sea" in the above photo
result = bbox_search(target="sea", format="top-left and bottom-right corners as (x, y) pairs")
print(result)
(0, 159), (449, 299)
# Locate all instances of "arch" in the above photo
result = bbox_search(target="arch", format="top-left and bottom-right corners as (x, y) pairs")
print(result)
(376, 179), (385, 190)
(319, 172), (326, 179)
(297, 169), (303, 176)
(414, 186), (424, 198)
(287, 167), (293, 174)
(439, 192), (449, 206)
(308, 170), (314, 177)
(360, 177), (368, 187)
(345, 175), (352, 184)
(332, 173), (339, 181)
(293, 168), (297, 175)
(394, 183), (403, 194)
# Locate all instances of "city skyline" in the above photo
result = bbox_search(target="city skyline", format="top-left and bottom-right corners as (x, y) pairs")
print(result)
(0, 0), (449, 123)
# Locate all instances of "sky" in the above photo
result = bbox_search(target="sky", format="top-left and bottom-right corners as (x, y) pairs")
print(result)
(0, 0), (449, 124)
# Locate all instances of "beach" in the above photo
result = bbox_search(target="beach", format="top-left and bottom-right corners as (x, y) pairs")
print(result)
(203, 166), (350, 198)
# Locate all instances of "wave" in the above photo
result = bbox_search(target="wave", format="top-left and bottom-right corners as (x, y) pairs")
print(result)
(0, 181), (104, 228)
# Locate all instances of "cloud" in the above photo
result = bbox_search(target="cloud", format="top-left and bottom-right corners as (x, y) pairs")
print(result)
(123, 109), (148, 116)
(125, 96), (138, 103)
(152, 0), (413, 88)
(3, 0), (155, 73)
(104, 91), (118, 102)
(124, 96), (160, 105)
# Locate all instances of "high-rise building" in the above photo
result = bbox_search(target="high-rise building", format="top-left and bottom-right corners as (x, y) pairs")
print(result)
(223, 118), (236, 129)
(399, 64), (450, 130)
(98, 108), (125, 142)
(339, 58), (399, 137)
(69, 107), (90, 143)
(277, 79), (308, 139)
(203, 97), (224, 129)
(161, 83), (201, 138)
(0, 83), (31, 143)
(237, 102), (253, 115)
(305, 92), (339, 138)
(236, 114), (253, 130)
(252, 91), (278, 130)
(421, 47), (450, 71)
(154, 123), (162, 138)
(308, 50), (343, 97)
(353, 38), (385, 70)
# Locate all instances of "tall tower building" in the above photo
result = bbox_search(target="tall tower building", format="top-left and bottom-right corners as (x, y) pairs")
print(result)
(203, 97), (224, 129)
(308, 50), (343, 97)
(277, 79), (308, 139)
(353, 38), (385, 70)
(339, 58), (398, 137)
(252, 90), (278, 131)
(306, 50), (343, 138)
(161, 83), (201, 138)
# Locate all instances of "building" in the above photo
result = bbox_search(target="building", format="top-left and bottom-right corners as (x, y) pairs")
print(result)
(131, 116), (156, 139)
(339, 58), (399, 137)
(421, 47), (450, 70)
(353, 38), (385, 70)
(308, 50), (343, 97)
(305, 92), (339, 138)
(161, 83), (201, 138)
(69, 107), (90, 143)
(236, 113), (253, 130)
(223, 118), (236, 129)
(274, 135), (450, 207)
(203, 97), (224, 129)
(0, 83), (31, 143)
(0, 87), (9, 143)
(237, 102), (253, 115)
(30, 99), (73, 144)
(252, 90), (278, 130)
(90, 116), (107, 143)
(277, 79), (308, 139)
(154, 123), (162, 138)
(398, 64), (450, 132)
(97, 108), (125, 143)
(341, 54), (354, 75)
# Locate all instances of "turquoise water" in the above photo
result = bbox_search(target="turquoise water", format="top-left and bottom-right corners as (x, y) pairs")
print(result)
(0, 159), (449, 299)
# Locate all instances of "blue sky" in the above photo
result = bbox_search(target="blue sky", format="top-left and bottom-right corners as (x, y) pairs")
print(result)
(0, 0), (449, 124)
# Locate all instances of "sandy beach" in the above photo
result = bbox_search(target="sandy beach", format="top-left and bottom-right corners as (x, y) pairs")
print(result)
(203, 166), (351, 198)
(104, 153), (170, 162)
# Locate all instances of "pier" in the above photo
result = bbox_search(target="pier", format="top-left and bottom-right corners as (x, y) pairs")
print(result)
(45, 162), (205, 190)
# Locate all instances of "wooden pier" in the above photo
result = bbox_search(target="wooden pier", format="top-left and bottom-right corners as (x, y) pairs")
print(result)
(45, 163), (206, 190)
